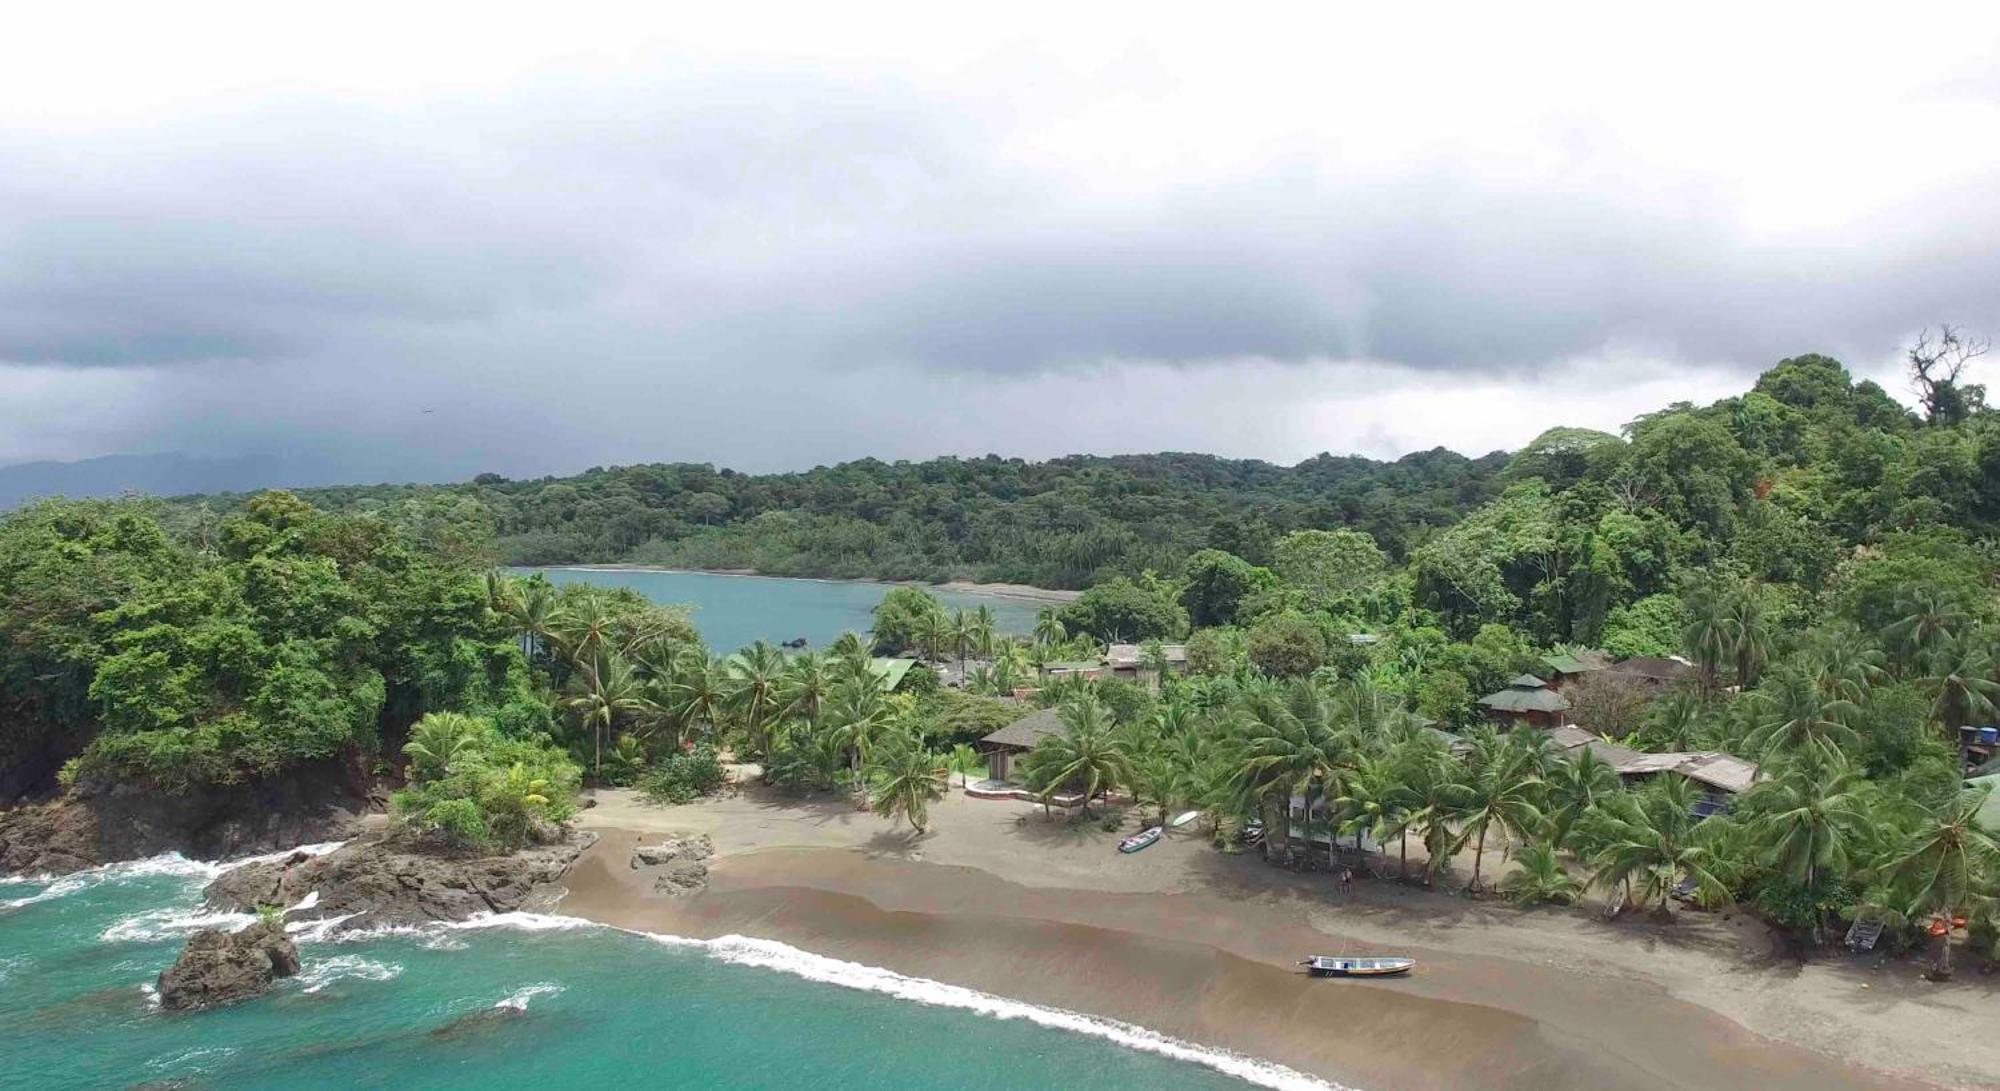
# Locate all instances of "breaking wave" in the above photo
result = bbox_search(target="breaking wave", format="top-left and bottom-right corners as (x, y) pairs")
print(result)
(493, 983), (564, 1011)
(442, 913), (1346, 1091)
(296, 955), (403, 994)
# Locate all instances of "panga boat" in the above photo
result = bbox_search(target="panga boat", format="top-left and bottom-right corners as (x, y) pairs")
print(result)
(1118, 827), (1163, 853)
(1299, 955), (1415, 978)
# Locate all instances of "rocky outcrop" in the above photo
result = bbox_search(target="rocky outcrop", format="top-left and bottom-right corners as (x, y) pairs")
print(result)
(630, 834), (712, 895)
(205, 831), (596, 931)
(0, 759), (372, 876)
(156, 922), (301, 1011)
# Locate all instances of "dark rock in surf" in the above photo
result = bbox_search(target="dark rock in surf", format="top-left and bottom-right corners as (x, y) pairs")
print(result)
(156, 922), (301, 1012)
(204, 830), (595, 932)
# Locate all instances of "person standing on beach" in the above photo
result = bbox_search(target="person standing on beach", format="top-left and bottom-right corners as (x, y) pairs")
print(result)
(1340, 868), (1354, 895)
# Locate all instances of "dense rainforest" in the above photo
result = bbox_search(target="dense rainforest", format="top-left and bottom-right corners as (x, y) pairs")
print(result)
(5, 347), (1999, 971)
(167, 449), (1510, 588)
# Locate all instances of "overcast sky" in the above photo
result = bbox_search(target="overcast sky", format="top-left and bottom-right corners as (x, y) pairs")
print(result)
(3, 3), (1998, 480)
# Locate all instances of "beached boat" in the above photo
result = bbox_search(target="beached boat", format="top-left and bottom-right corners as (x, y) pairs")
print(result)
(1299, 955), (1415, 978)
(1118, 827), (1163, 853)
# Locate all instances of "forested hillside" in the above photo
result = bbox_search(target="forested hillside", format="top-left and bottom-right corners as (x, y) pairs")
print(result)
(171, 449), (1510, 588)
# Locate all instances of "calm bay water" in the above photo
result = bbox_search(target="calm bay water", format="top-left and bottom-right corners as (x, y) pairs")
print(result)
(516, 568), (1043, 653)
(0, 862), (1316, 1091)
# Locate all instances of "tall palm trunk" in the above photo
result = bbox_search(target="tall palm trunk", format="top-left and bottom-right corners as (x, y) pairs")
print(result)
(1471, 825), (1486, 892)
(1399, 829), (1409, 882)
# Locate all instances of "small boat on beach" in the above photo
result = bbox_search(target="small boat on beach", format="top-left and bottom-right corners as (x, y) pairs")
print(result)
(1118, 827), (1163, 853)
(1299, 955), (1415, 978)
(1169, 810), (1200, 828)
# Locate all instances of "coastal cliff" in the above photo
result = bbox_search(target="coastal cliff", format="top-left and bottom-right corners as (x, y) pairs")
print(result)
(0, 760), (372, 876)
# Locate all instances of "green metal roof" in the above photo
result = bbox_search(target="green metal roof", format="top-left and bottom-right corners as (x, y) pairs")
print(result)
(1971, 775), (2000, 833)
(870, 657), (918, 691)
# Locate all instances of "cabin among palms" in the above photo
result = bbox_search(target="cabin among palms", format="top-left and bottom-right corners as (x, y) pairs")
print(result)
(1104, 642), (1188, 683)
(978, 707), (1067, 783)
(1538, 723), (1759, 816)
(1478, 674), (1570, 728)
(1605, 655), (1695, 686)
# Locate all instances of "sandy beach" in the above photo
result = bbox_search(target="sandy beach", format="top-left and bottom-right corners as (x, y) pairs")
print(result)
(540, 564), (1083, 605)
(562, 786), (1999, 1091)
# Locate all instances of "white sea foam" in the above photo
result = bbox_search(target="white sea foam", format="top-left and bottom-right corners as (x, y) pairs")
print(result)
(146, 1046), (239, 1072)
(493, 983), (564, 1010)
(101, 907), (255, 944)
(432, 912), (1346, 1091)
(1, 876), (85, 909)
(695, 934), (1345, 1091)
(296, 955), (403, 993)
(287, 890), (321, 914)
(6, 839), (348, 908)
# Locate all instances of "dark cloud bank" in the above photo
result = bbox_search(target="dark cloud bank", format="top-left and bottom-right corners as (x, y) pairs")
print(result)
(2, 69), (1996, 482)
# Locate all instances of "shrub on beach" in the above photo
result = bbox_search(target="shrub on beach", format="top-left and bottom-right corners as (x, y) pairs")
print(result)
(637, 745), (727, 805)
(391, 712), (580, 852)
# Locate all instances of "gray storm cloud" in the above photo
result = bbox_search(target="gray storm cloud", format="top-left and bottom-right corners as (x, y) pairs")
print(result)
(0, 62), (1995, 477)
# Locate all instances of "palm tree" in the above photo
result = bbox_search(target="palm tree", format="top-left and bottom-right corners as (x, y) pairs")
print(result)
(403, 711), (490, 782)
(946, 609), (976, 682)
(1544, 746), (1619, 852)
(673, 658), (732, 746)
(1729, 591), (1772, 691)
(1750, 755), (1872, 940)
(1231, 682), (1337, 864)
(1871, 785), (2000, 979)
(866, 732), (950, 834)
(726, 642), (787, 758)
(1448, 745), (1546, 893)
(824, 675), (891, 793)
(1580, 778), (1730, 919)
(551, 590), (617, 667)
(1887, 586), (1969, 674)
(971, 605), (998, 660)
(1021, 699), (1132, 818)
(1920, 634), (2000, 753)
(1033, 610), (1067, 649)
(1498, 841), (1583, 906)
(907, 607), (943, 666)
(1802, 626), (1886, 704)
(1380, 734), (1451, 882)
(1334, 755), (1409, 871)
(490, 573), (559, 663)
(948, 742), (982, 788)
(568, 651), (648, 781)
(778, 653), (834, 728)
(1681, 578), (1736, 697)
(1743, 670), (1860, 763)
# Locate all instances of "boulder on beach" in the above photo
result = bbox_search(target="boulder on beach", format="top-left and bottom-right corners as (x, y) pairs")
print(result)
(630, 834), (712, 896)
(156, 922), (301, 1012)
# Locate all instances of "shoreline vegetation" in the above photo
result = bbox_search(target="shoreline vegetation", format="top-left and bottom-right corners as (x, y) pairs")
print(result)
(5, 345), (2000, 1089)
(531, 563), (1084, 606)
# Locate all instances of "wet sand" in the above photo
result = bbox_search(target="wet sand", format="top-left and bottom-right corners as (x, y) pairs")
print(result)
(562, 789), (1997, 1090)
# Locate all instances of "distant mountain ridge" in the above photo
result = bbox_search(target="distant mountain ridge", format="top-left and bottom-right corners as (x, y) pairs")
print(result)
(0, 453), (355, 510)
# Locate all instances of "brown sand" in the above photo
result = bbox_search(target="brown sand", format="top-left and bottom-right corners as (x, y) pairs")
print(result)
(563, 787), (1998, 1090)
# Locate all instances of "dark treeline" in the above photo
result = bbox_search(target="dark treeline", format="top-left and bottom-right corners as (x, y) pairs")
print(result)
(168, 450), (1510, 589)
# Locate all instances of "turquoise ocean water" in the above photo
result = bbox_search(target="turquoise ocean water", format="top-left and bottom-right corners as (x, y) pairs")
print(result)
(0, 858), (1328, 1090)
(515, 568), (1043, 654)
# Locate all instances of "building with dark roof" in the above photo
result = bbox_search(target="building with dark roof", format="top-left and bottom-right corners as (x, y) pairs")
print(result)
(1477, 674), (1571, 728)
(979, 707), (1067, 781)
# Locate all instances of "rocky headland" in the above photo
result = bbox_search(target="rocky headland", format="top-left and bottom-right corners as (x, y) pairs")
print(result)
(205, 830), (597, 932)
